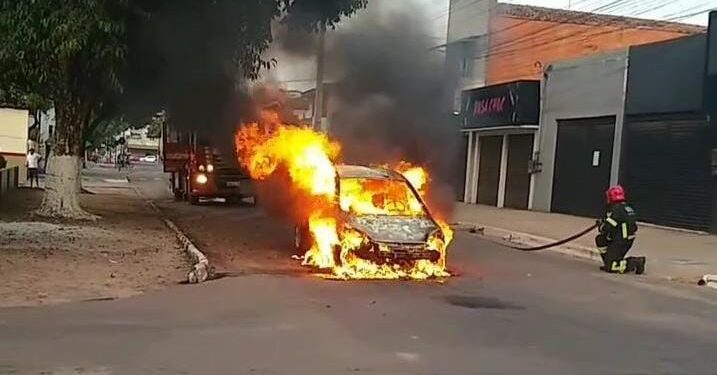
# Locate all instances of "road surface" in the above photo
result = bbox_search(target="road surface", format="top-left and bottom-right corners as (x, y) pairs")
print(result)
(1, 165), (715, 374)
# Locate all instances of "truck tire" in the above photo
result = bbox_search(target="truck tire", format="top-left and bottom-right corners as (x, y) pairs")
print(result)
(188, 193), (199, 205)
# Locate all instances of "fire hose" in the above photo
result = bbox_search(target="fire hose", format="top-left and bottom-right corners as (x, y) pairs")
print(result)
(504, 224), (598, 252)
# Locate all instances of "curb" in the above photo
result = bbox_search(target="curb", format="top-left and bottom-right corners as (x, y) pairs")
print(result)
(132, 187), (210, 283)
(162, 216), (210, 283)
(453, 221), (602, 262)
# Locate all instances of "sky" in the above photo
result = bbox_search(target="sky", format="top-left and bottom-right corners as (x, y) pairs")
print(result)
(270, 0), (715, 90)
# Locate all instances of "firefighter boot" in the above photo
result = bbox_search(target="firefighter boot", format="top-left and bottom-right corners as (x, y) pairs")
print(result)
(626, 257), (646, 275)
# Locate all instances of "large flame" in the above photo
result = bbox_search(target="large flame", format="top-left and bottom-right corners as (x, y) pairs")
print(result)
(235, 111), (452, 280)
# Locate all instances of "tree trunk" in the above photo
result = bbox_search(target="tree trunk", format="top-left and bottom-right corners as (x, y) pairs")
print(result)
(36, 101), (97, 220)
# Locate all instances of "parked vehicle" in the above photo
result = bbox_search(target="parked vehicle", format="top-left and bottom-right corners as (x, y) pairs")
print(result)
(295, 165), (444, 265)
(162, 123), (254, 205)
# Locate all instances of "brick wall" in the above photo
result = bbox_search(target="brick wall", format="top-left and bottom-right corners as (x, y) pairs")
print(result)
(486, 15), (701, 85)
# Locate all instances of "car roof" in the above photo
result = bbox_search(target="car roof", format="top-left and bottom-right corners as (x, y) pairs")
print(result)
(335, 165), (403, 180)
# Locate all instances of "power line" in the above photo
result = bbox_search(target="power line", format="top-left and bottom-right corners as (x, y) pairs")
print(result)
(468, 0), (698, 63)
(472, 1), (707, 75)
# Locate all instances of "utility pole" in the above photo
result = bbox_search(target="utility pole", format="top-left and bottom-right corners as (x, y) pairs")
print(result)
(312, 26), (326, 132)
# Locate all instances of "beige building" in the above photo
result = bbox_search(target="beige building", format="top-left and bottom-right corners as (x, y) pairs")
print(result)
(0, 107), (30, 180)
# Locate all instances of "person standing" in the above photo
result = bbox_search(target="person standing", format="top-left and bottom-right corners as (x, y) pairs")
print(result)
(25, 148), (41, 188)
(595, 185), (646, 274)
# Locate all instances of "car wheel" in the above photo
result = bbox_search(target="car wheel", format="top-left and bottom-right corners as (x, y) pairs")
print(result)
(294, 224), (312, 253)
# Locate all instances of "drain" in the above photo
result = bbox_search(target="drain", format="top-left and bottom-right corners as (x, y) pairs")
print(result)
(444, 295), (522, 310)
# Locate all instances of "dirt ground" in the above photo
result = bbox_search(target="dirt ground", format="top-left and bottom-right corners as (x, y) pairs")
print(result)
(157, 200), (306, 276)
(0, 187), (187, 307)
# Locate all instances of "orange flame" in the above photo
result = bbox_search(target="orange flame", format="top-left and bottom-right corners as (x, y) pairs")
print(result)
(235, 113), (452, 280)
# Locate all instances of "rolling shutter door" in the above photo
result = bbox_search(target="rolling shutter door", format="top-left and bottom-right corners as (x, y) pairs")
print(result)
(624, 116), (712, 231)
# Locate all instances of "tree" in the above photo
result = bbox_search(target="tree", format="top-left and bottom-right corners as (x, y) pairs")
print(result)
(146, 112), (164, 139)
(0, 0), (366, 219)
(85, 117), (133, 150)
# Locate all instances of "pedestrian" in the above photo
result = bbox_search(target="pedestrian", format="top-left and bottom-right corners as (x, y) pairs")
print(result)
(0, 154), (7, 170)
(25, 148), (41, 188)
(595, 185), (646, 274)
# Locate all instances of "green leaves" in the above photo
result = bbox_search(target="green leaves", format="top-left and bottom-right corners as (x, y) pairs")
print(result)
(0, 0), (367, 138)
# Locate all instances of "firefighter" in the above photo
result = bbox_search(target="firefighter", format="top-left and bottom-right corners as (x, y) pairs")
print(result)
(595, 185), (646, 274)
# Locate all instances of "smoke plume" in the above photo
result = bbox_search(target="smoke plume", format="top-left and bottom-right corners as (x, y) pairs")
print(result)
(273, 3), (461, 215)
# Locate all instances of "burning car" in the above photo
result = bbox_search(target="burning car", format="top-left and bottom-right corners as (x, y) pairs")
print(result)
(295, 165), (446, 267)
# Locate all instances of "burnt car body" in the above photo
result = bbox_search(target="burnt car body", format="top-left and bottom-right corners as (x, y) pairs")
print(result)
(295, 165), (445, 265)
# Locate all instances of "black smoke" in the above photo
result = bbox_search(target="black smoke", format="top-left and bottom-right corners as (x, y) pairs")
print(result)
(273, 3), (461, 215)
(123, 1), (270, 160)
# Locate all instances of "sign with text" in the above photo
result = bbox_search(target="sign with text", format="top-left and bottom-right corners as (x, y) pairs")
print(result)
(462, 80), (540, 129)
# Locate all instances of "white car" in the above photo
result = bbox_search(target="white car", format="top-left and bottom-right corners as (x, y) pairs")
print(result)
(141, 155), (158, 163)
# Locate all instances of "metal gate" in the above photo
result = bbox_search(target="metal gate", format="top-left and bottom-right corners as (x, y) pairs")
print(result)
(623, 115), (712, 231)
(476, 136), (503, 206)
(552, 117), (615, 217)
(505, 134), (533, 209)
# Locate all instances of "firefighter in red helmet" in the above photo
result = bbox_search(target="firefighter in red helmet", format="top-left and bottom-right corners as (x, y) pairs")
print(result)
(595, 185), (646, 274)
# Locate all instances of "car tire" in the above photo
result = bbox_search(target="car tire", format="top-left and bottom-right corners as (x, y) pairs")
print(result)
(295, 224), (312, 254)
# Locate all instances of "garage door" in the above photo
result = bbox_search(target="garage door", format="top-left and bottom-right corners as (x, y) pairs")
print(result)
(623, 115), (712, 231)
(504, 134), (533, 209)
(476, 136), (502, 206)
(552, 117), (615, 217)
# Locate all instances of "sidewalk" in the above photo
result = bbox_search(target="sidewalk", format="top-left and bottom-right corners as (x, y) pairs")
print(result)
(0, 169), (186, 307)
(453, 203), (717, 284)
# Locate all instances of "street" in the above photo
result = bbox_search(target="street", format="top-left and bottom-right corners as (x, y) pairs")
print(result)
(1, 166), (715, 374)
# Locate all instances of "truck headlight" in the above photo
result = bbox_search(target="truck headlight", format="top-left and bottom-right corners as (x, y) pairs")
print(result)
(198, 165), (206, 172)
(206, 164), (214, 173)
(195, 173), (208, 184)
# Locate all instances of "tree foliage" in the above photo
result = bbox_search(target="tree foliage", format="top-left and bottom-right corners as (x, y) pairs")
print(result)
(146, 111), (164, 139)
(0, 0), (367, 217)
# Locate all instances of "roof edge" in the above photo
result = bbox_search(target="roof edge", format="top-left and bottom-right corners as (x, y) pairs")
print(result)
(497, 3), (707, 34)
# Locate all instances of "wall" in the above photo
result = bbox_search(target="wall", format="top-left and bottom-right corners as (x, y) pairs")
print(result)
(626, 34), (706, 115)
(486, 14), (701, 85)
(0, 108), (29, 182)
(447, 0), (496, 44)
(533, 50), (628, 211)
(446, 0), (497, 109)
(0, 108), (29, 155)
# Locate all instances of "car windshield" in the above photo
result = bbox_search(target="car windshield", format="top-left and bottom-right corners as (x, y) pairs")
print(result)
(338, 177), (427, 217)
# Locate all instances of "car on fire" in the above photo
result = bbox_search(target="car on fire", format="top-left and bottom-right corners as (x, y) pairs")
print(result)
(295, 165), (446, 266)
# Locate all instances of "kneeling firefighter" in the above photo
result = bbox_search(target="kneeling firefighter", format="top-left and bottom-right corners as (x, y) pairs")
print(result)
(595, 185), (646, 274)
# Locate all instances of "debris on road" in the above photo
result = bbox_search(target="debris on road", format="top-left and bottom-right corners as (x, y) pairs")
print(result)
(698, 274), (717, 289)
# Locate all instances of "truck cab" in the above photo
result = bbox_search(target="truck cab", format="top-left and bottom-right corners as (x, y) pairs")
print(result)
(163, 125), (254, 205)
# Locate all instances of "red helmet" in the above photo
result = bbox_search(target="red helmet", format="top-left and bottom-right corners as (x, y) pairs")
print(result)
(606, 185), (626, 204)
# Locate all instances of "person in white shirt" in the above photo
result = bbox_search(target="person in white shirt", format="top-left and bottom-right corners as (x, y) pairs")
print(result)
(26, 148), (41, 188)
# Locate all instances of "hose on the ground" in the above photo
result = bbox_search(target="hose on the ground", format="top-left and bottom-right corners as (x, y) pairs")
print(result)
(504, 224), (598, 252)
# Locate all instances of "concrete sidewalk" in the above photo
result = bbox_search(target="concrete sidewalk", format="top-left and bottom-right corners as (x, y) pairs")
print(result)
(453, 203), (717, 284)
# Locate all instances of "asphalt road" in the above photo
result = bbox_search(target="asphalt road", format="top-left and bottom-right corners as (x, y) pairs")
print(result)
(1, 165), (716, 375)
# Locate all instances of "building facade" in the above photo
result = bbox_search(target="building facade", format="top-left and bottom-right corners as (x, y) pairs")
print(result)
(0, 107), (30, 180)
(449, 0), (706, 212)
(530, 12), (717, 233)
(621, 33), (714, 232)
(532, 50), (629, 217)
(462, 80), (539, 209)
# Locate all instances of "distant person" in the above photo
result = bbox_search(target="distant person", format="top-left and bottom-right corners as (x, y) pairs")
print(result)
(0, 154), (7, 170)
(26, 148), (41, 188)
(595, 185), (645, 274)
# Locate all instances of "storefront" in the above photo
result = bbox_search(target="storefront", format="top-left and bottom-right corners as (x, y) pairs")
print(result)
(461, 80), (540, 209)
(531, 19), (717, 233)
(621, 30), (715, 232)
(532, 50), (629, 218)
